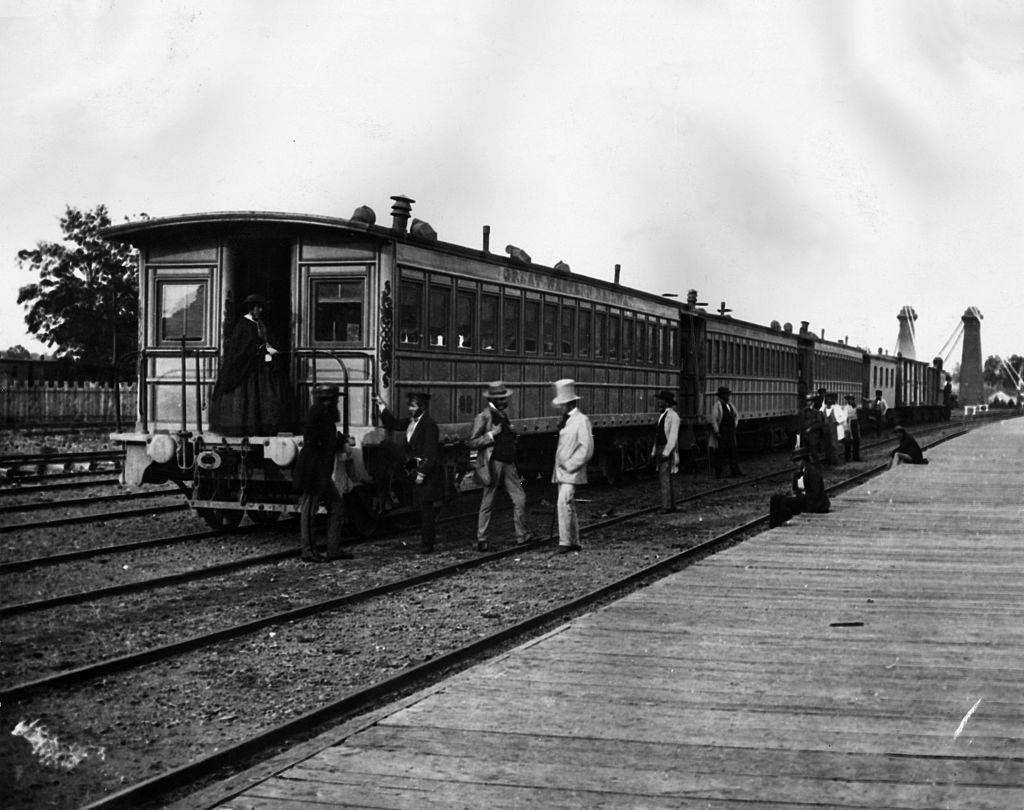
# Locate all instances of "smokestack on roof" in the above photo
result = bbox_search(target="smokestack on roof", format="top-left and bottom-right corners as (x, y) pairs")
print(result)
(390, 195), (414, 233)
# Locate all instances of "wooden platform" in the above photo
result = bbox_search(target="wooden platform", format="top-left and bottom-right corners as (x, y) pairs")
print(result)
(211, 419), (1024, 809)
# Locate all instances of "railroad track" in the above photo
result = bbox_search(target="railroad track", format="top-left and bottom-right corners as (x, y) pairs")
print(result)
(73, 425), (970, 810)
(0, 486), (180, 516)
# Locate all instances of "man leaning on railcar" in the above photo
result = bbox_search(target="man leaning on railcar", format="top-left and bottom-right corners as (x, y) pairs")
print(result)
(292, 384), (354, 563)
(468, 381), (535, 551)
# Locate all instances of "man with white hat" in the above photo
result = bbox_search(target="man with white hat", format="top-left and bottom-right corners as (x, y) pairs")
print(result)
(468, 381), (535, 551)
(551, 379), (593, 553)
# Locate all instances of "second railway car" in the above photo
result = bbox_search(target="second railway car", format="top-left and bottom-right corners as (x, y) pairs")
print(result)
(103, 195), (948, 530)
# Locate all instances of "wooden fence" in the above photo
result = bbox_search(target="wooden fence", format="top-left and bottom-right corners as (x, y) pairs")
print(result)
(0, 380), (137, 426)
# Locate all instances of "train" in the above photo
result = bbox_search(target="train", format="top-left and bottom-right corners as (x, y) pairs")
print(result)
(102, 194), (947, 531)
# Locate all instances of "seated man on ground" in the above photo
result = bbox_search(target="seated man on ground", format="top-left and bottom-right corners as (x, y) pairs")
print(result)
(889, 425), (928, 467)
(769, 447), (831, 528)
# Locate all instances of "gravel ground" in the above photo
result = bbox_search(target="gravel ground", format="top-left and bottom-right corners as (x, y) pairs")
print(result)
(0, 427), (952, 809)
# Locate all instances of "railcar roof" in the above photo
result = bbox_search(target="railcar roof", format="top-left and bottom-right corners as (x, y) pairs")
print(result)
(100, 210), (682, 311)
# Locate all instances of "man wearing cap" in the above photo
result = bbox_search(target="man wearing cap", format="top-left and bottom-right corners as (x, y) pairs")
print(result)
(709, 386), (743, 478)
(769, 447), (831, 528)
(210, 293), (292, 435)
(468, 381), (534, 551)
(374, 391), (441, 552)
(551, 379), (593, 553)
(650, 389), (681, 512)
(292, 384), (353, 562)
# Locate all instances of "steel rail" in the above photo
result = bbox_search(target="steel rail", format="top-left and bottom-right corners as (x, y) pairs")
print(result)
(0, 526), (261, 573)
(0, 477), (121, 497)
(0, 449), (121, 466)
(0, 487), (179, 515)
(79, 427), (968, 810)
(0, 502), (185, 534)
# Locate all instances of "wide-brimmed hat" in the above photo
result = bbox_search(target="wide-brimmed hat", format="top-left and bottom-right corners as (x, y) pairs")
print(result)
(484, 381), (512, 400)
(406, 391), (431, 403)
(313, 384), (339, 400)
(551, 379), (579, 406)
(892, 425), (905, 434)
(791, 447), (812, 461)
(716, 386), (731, 397)
(655, 389), (676, 405)
(243, 293), (268, 306)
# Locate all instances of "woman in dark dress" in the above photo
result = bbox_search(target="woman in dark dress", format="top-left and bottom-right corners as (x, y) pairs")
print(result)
(210, 294), (292, 435)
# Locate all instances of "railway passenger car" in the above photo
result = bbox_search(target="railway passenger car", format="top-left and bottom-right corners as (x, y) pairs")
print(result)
(103, 196), (681, 529)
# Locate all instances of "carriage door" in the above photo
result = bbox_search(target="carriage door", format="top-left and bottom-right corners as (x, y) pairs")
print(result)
(297, 262), (374, 431)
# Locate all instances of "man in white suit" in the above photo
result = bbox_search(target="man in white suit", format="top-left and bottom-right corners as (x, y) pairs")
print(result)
(550, 379), (593, 553)
(651, 389), (681, 512)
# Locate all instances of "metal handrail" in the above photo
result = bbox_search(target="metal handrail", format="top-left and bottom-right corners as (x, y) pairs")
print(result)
(292, 348), (376, 437)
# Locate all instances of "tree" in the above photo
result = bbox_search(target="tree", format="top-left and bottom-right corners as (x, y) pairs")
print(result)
(16, 205), (139, 376)
(4, 344), (31, 359)
(982, 354), (1024, 390)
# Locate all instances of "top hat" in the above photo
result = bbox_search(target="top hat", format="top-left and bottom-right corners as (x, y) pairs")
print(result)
(791, 447), (812, 461)
(243, 294), (268, 306)
(484, 381), (512, 400)
(313, 384), (339, 400)
(551, 379), (580, 406)
(655, 389), (676, 405)
(406, 391), (431, 403)
(716, 386), (731, 398)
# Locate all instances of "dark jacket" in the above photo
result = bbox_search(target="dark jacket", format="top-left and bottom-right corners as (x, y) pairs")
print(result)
(292, 402), (342, 495)
(793, 462), (830, 513)
(379, 407), (443, 500)
(892, 432), (925, 464)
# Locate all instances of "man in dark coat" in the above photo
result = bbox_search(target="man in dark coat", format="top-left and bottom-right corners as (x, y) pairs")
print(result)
(889, 425), (927, 467)
(292, 384), (353, 562)
(769, 447), (831, 528)
(374, 391), (442, 552)
(210, 293), (293, 435)
(799, 394), (826, 462)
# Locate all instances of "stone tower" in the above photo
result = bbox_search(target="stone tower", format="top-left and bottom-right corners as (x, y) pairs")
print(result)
(896, 306), (917, 360)
(958, 307), (984, 406)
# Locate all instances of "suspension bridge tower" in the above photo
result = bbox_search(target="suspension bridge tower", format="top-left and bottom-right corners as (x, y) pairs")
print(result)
(896, 306), (917, 359)
(958, 307), (984, 407)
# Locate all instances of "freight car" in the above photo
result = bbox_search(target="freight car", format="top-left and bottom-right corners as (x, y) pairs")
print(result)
(102, 195), (946, 530)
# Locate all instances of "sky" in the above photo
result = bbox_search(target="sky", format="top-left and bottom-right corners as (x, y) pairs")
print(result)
(1, 0), (1021, 366)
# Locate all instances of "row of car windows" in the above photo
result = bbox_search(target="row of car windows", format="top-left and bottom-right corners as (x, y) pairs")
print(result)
(397, 275), (680, 366)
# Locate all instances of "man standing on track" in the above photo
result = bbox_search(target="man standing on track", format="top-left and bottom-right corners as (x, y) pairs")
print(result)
(468, 381), (535, 551)
(551, 379), (593, 554)
(843, 394), (862, 462)
(709, 386), (743, 478)
(292, 384), (354, 563)
(375, 391), (441, 553)
(650, 389), (681, 512)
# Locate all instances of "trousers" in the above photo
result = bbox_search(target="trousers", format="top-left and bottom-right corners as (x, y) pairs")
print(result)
(477, 460), (532, 543)
(299, 481), (345, 558)
(656, 457), (676, 510)
(556, 482), (579, 547)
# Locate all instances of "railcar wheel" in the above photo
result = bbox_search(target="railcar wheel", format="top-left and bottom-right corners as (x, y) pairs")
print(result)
(199, 507), (244, 532)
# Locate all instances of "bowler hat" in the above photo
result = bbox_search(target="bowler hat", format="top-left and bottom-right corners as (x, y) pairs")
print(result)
(655, 389), (676, 405)
(484, 381), (512, 400)
(716, 386), (731, 397)
(791, 447), (812, 461)
(406, 391), (431, 403)
(893, 425), (905, 434)
(314, 384), (339, 400)
(551, 379), (580, 406)
(243, 294), (268, 306)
